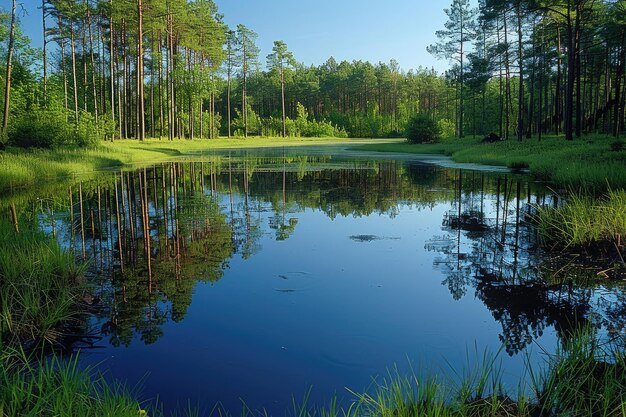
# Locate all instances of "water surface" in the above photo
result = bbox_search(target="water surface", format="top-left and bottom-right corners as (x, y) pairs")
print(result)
(5, 149), (625, 414)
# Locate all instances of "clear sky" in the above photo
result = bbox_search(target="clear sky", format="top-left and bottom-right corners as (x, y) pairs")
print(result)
(3, 0), (457, 73)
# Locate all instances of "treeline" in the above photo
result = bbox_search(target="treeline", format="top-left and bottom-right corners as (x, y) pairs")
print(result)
(0, 0), (455, 144)
(431, 0), (626, 140)
(0, 0), (624, 145)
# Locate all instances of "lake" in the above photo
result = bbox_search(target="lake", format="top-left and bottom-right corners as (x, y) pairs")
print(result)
(4, 147), (624, 415)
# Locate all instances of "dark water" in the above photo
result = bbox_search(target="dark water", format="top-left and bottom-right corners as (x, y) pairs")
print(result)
(5, 149), (626, 414)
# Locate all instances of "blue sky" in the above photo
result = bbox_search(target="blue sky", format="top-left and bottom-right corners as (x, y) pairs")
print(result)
(4, 0), (456, 73)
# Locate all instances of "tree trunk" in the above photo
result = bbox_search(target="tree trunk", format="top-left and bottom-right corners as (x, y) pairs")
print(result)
(281, 66), (286, 137)
(70, 22), (80, 123)
(137, 0), (145, 141)
(516, 4), (524, 142)
(42, 0), (48, 103)
(2, 0), (16, 132)
(109, 0), (116, 139)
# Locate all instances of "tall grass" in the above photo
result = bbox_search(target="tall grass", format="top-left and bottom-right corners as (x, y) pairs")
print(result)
(0, 220), (146, 417)
(0, 220), (86, 348)
(0, 347), (143, 417)
(536, 189), (626, 248)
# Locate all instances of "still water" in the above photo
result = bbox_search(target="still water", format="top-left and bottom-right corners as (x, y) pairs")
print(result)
(6, 148), (624, 414)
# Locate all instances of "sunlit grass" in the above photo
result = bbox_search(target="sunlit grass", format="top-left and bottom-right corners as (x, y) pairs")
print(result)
(536, 189), (626, 248)
(354, 135), (626, 191)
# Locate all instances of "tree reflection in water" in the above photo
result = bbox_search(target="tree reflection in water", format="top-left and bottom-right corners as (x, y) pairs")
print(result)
(7, 154), (625, 354)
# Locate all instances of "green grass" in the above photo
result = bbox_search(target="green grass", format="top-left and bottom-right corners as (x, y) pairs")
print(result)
(0, 219), (144, 416)
(354, 135), (626, 191)
(0, 137), (383, 191)
(0, 220), (87, 348)
(0, 349), (144, 417)
(536, 189), (626, 248)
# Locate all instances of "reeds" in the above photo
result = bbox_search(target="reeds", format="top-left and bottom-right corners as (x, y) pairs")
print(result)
(536, 189), (626, 248)
(0, 347), (142, 417)
(0, 220), (86, 348)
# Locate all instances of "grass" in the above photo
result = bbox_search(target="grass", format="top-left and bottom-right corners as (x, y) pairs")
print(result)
(536, 189), (626, 248)
(0, 219), (145, 417)
(0, 220), (87, 348)
(0, 137), (383, 192)
(353, 135), (626, 191)
(0, 349), (143, 417)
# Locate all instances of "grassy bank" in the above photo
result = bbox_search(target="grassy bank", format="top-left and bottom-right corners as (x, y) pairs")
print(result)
(536, 189), (626, 250)
(354, 135), (626, 191)
(0, 221), (87, 348)
(0, 137), (380, 192)
(0, 219), (143, 416)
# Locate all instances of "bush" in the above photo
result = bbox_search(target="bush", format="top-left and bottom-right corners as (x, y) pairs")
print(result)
(9, 108), (69, 148)
(405, 114), (441, 144)
(8, 108), (101, 149)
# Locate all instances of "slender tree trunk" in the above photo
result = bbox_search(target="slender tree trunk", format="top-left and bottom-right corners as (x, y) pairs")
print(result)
(42, 0), (48, 104)
(2, 0), (16, 133)
(137, 0), (145, 141)
(150, 31), (155, 139)
(281, 65), (286, 137)
(70, 22), (80, 123)
(516, 4), (524, 142)
(574, 5), (582, 138)
(503, 9), (511, 140)
(87, 1), (98, 123)
(564, 5), (575, 141)
(613, 30), (625, 137)
(109, 0), (116, 138)
(242, 40), (248, 137)
(556, 26), (562, 135)
(227, 35), (232, 138)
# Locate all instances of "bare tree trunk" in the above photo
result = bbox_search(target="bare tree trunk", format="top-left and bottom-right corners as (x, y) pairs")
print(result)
(87, 0), (99, 123)
(281, 65), (286, 137)
(516, 4), (524, 142)
(109, 0), (116, 139)
(137, 0), (145, 141)
(2, 0), (17, 132)
(42, 0), (48, 103)
(70, 22), (80, 123)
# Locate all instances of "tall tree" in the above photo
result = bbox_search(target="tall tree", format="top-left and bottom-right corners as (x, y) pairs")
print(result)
(235, 24), (259, 138)
(428, 0), (477, 138)
(267, 40), (295, 138)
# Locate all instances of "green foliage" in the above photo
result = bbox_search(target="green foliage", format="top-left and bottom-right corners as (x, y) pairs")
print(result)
(405, 114), (441, 144)
(437, 118), (456, 138)
(8, 107), (101, 149)
(232, 104), (262, 137)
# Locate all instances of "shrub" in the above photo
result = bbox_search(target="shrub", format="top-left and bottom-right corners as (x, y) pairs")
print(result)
(9, 108), (69, 148)
(405, 114), (441, 144)
(8, 108), (101, 149)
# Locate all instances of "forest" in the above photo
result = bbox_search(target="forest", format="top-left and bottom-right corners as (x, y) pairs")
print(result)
(0, 0), (624, 147)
